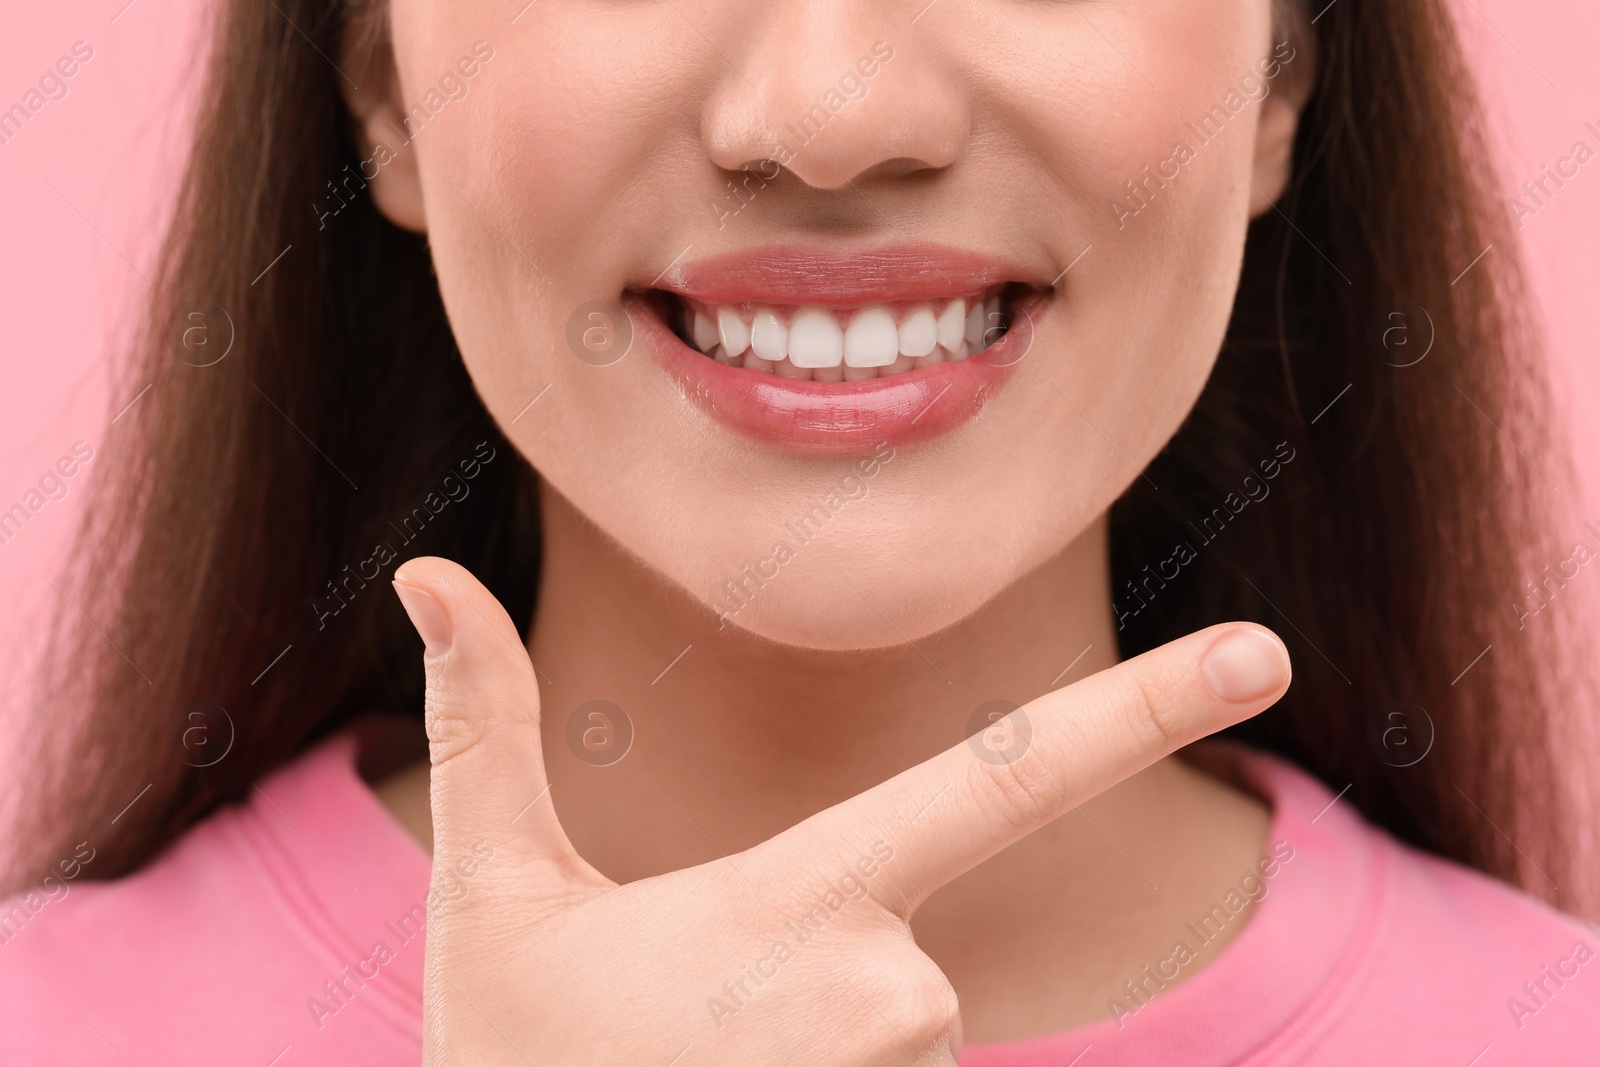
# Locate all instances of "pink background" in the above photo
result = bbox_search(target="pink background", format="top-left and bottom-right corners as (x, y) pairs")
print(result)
(1, 2), (1597, 892)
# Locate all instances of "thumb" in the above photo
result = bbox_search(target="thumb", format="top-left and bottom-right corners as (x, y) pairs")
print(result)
(392, 556), (595, 886)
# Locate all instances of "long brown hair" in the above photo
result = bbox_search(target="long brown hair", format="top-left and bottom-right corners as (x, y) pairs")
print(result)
(10, 0), (1593, 911)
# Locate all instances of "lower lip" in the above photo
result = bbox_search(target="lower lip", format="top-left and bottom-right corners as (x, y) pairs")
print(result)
(635, 295), (1038, 452)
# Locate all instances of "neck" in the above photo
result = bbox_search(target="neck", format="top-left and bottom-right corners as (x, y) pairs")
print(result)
(530, 479), (1119, 855)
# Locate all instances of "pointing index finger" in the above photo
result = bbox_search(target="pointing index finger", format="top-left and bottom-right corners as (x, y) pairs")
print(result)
(772, 623), (1291, 919)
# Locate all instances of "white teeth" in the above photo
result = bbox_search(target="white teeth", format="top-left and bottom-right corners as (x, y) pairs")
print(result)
(788, 307), (844, 369)
(681, 293), (1004, 380)
(692, 310), (720, 352)
(898, 305), (938, 358)
(843, 306), (899, 368)
(751, 308), (788, 361)
(936, 299), (966, 353)
(718, 307), (750, 357)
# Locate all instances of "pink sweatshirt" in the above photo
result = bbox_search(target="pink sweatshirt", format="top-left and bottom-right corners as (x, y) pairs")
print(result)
(1, 733), (1595, 1065)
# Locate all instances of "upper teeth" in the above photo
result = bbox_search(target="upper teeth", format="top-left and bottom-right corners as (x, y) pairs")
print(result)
(683, 295), (1004, 379)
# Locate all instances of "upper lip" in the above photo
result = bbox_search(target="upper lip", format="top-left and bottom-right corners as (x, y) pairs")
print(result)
(648, 241), (1050, 307)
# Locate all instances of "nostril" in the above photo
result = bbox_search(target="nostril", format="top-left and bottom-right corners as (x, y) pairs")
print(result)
(854, 157), (944, 181)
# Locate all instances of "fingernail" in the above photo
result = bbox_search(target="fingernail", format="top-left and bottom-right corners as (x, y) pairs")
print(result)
(393, 578), (454, 658)
(1201, 628), (1290, 704)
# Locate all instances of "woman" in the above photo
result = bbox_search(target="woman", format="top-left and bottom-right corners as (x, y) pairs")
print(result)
(3, 0), (1595, 1062)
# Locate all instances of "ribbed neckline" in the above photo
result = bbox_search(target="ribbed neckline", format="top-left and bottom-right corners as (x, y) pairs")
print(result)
(243, 733), (1380, 1065)
(963, 741), (1384, 1066)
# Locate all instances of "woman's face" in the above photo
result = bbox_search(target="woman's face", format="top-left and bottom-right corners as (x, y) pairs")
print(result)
(350, 0), (1308, 649)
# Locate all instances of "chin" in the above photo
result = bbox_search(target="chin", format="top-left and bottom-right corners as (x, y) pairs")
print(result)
(698, 544), (1004, 652)
(710, 594), (965, 653)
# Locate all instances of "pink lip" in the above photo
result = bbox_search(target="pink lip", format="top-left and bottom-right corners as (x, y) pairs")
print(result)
(650, 241), (1051, 307)
(634, 264), (1042, 453)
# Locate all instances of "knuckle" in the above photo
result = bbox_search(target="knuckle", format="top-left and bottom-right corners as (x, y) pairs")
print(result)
(1118, 668), (1185, 760)
(973, 742), (1064, 835)
(890, 954), (962, 1048)
(422, 670), (490, 762)
(910, 982), (962, 1048)
(419, 651), (538, 765)
(842, 946), (958, 1052)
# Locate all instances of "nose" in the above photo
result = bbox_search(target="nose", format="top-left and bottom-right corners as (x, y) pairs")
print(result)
(700, 7), (971, 190)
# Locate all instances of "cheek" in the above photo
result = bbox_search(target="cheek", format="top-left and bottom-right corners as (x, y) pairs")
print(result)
(1010, 2), (1266, 464)
(405, 8), (712, 434)
(414, 6), (706, 285)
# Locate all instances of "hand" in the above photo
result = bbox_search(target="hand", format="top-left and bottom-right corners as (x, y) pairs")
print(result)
(391, 557), (1291, 1066)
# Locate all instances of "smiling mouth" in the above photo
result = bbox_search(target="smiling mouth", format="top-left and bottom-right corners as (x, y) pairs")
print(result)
(644, 284), (1020, 382)
(632, 242), (1045, 449)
